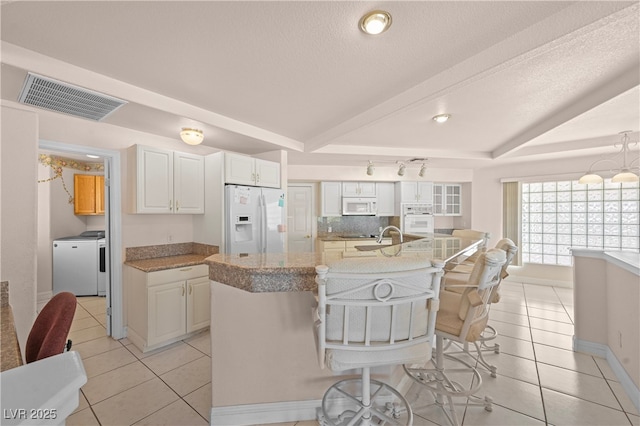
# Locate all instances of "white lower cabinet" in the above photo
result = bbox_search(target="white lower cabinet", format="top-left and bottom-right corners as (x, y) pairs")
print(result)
(125, 264), (209, 352)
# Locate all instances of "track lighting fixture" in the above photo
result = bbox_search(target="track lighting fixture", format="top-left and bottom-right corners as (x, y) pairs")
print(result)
(363, 158), (429, 177)
(366, 161), (374, 176)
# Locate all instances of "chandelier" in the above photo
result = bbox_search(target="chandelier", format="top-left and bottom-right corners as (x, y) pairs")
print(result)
(579, 131), (639, 184)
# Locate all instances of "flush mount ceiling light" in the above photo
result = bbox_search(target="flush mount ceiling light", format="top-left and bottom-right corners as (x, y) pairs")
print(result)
(366, 161), (374, 176)
(578, 131), (639, 184)
(180, 128), (204, 145)
(359, 10), (392, 35)
(432, 114), (451, 124)
(86, 154), (100, 159)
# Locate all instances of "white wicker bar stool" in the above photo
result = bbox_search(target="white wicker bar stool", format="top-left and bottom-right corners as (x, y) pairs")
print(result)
(442, 238), (518, 376)
(404, 248), (507, 426)
(313, 257), (444, 426)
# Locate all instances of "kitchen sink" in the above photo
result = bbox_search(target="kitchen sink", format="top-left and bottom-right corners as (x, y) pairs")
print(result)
(340, 234), (379, 239)
(353, 244), (393, 251)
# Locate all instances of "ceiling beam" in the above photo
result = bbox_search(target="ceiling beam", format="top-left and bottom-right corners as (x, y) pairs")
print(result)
(303, 2), (637, 154)
(503, 132), (640, 159)
(1, 42), (305, 152)
(492, 66), (639, 159)
(314, 144), (492, 160)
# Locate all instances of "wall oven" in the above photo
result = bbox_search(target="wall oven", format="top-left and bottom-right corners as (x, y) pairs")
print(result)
(342, 197), (377, 216)
(402, 204), (434, 234)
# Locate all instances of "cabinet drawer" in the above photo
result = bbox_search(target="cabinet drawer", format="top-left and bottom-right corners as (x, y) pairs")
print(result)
(322, 241), (346, 250)
(147, 264), (208, 286)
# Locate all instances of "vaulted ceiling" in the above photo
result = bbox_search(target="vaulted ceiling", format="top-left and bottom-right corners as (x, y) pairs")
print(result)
(1, 1), (638, 169)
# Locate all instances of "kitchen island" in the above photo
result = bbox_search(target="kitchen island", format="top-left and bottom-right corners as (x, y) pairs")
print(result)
(205, 234), (482, 425)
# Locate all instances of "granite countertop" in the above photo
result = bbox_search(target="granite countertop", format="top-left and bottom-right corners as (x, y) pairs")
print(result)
(1, 281), (24, 371)
(206, 252), (325, 293)
(319, 235), (378, 242)
(206, 234), (482, 293)
(125, 254), (211, 272)
(124, 242), (219, 272)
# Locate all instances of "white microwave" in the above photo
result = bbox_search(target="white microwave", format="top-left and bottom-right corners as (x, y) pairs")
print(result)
(342, 197), (377, 216)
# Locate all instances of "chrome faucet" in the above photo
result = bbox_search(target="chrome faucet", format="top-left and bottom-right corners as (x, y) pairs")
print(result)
(377, 226), (403, 244)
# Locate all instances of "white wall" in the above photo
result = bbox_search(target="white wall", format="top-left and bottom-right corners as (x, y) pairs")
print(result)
(37, 162), (53, 299)
(471, 154), (618, 286)
(1, 106), (39, 353)
(28, 103), (215, 253)
(1, 100), (221, 344)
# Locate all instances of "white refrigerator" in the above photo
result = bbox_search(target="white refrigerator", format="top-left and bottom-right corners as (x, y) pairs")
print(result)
(225, 185), (286, 254)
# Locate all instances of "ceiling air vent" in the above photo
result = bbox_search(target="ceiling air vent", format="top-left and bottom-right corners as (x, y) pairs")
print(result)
(18, 73), (127, 121)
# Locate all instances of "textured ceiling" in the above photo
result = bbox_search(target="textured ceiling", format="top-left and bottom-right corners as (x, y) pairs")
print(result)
(1, 1), (638, 168)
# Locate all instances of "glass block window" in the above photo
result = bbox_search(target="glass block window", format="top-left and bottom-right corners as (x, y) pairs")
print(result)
(521, 180), (639, 266)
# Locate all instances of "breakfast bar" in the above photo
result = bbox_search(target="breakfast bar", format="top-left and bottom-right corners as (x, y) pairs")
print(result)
(204, 234), (483, 424)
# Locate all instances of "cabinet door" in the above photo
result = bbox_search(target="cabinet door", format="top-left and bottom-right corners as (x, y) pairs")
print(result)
(358, 182), (377, 197)
(187, 276), (210, 333)
(343, 182), (376, 197)
(174, 152), (204, 214)
(433, 184), (444, 215)
(95, 175), (105, 215)
(225, 153), (256, 186)
(341, 182), (361, 197)
(398, 182), (418, 203)
(148, 281), (186, 346)
(321, 182), (342, 216)
(376, 182), (396, 216)
(416, 182), (434, 204)
(445, 184), (461, 215)
(74, 174), (97, 215)
(136, 146), (173, 213)
(255, 159), (280, 188)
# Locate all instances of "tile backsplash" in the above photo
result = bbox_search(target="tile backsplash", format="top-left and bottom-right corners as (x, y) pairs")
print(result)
(317, 216), (396, 237)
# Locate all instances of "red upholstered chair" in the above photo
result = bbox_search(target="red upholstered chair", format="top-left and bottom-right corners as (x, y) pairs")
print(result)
(25, 292), (77, 363)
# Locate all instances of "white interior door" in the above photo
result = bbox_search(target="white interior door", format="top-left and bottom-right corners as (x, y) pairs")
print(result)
(287, 185), (314, 252)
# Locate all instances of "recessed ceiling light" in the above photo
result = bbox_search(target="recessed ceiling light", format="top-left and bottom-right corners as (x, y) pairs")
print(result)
(86, 154), (100, 159)
(432, 114), (451, 124)
(359, 10), (392, 35)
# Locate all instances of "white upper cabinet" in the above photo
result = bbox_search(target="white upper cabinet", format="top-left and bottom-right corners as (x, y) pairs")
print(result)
(129, 145), (204, 214)
(396, 181), (434, 204)
(342, 182), (376, 197)
(174, 151), (205, 214)
(320, 182), (342, 216)
(224, 152), (280, 188)
(434, 183), (462, 216)
(376, 182), (396, 217)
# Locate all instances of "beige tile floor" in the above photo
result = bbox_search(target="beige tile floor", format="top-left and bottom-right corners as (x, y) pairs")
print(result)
(66, 281), (639, 425)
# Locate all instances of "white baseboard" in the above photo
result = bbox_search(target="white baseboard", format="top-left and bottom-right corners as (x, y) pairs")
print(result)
(210, 399), (320, 425)
(210, 373), (415, 425)
(503, 275), (572, 288)
(574, 338), (640, 413)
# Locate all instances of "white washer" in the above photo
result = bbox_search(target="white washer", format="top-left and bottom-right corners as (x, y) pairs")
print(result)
(53, 231), (105, 296)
